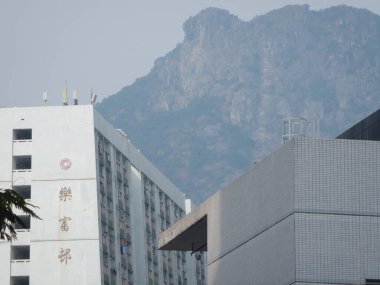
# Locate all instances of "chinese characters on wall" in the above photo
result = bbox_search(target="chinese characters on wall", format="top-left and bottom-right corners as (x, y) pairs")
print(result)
(58, 158), (73, 265)
(59, 187), (72, 201)
(59, 216), (71, 232)
(58, 248), (71, 265)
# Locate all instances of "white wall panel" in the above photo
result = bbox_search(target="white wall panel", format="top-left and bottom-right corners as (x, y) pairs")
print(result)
(30, 240), (101, 285)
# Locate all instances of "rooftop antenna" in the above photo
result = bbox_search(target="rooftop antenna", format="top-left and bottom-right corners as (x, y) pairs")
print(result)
(42, 91), (48, 105)
(90, 88), (97, 105)
(73, 90), (78, 105)
(62, 81), (68, 106)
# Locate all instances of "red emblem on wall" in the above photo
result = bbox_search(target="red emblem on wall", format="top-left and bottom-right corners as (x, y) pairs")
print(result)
(60, 158), (72, 170)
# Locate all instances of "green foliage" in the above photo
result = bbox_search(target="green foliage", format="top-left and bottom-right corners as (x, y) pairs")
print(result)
(0, 189), (41, 241)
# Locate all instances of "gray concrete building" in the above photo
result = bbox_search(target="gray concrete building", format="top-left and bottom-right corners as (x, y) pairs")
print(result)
(159, 111), (380, 284)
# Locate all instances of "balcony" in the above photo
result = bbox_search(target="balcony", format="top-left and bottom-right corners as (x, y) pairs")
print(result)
(11, 246), (30, 276)
(121, 256), (127, 267)
(107, 199), (113, 212)
(108, 227), (115, 237)
(119, 198), (124, 209)
(12, 171), (31, 186)
(123, 185), (129, 196)
(13, 129), (32, 156)
(98, 153), (105, 166)
(125, 206), (130, 216)
(117, 171), (122, 182)
(102, 237), (107, 249)
(110, 249), (115, 260)
(12, 230), (30, 246)
(106, 182), (113, 194)
(107, 216), (113, 227)
(10, 261), (30, 277)
(13, 140), (32, 156)
(101, 213), (107, 225)
(127, 263), (133, 273)
(147, 249), (152, 260)
(103, 273), (110, 285)
(100, 184), (106, 195)
(12, 156), (32, 186)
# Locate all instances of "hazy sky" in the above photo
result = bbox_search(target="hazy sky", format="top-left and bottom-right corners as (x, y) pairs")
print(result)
(1, 0), (380, 107)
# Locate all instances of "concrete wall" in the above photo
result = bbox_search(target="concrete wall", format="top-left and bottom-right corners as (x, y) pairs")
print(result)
(208, 214), (295, 285)
(206, 140), (295, 285)
(129, 165), (147, 284)
(0, 241), (11, 285)
(1, 105), (196, 285)
(31, 240), (101, 284)
(0, 106), (101, 285)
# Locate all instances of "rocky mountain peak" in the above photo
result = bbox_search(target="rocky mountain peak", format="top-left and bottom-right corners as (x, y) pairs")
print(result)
(183, 8), (240, 42)
(98, 5), (380, 203)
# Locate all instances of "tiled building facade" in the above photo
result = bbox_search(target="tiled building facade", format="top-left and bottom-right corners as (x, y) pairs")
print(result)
(159, 115), (380, 284)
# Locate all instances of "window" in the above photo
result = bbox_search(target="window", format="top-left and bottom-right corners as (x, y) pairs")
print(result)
(116, 150), (122, 163)
(367, 280), (380, 285)
(13, 156), (32, 170)
(11, 246), (30, 260)
(14, 215), (31, 230)
(122, 156), (128, 168)
(13, 129), (32, 140)
(11, 276), (29, 285)
(13, 186), (31, 200)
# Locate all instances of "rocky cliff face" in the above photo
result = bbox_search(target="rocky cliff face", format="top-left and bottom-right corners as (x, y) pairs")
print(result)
(97, 5), (380, 203)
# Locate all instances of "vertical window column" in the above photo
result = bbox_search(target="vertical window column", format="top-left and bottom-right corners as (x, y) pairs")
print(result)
(11, 129), (32, 285)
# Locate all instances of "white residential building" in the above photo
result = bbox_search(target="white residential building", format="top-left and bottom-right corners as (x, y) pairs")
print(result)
(0, 105), (206, 285)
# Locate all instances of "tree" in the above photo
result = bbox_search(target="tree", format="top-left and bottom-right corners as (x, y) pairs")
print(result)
(0, 188), (41, 241)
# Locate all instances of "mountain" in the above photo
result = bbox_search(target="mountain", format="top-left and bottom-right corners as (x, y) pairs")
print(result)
(97, 5), (380, 204)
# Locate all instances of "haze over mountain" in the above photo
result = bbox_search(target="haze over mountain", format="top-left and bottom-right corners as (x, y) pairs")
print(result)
(97, 5), (380, 204)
